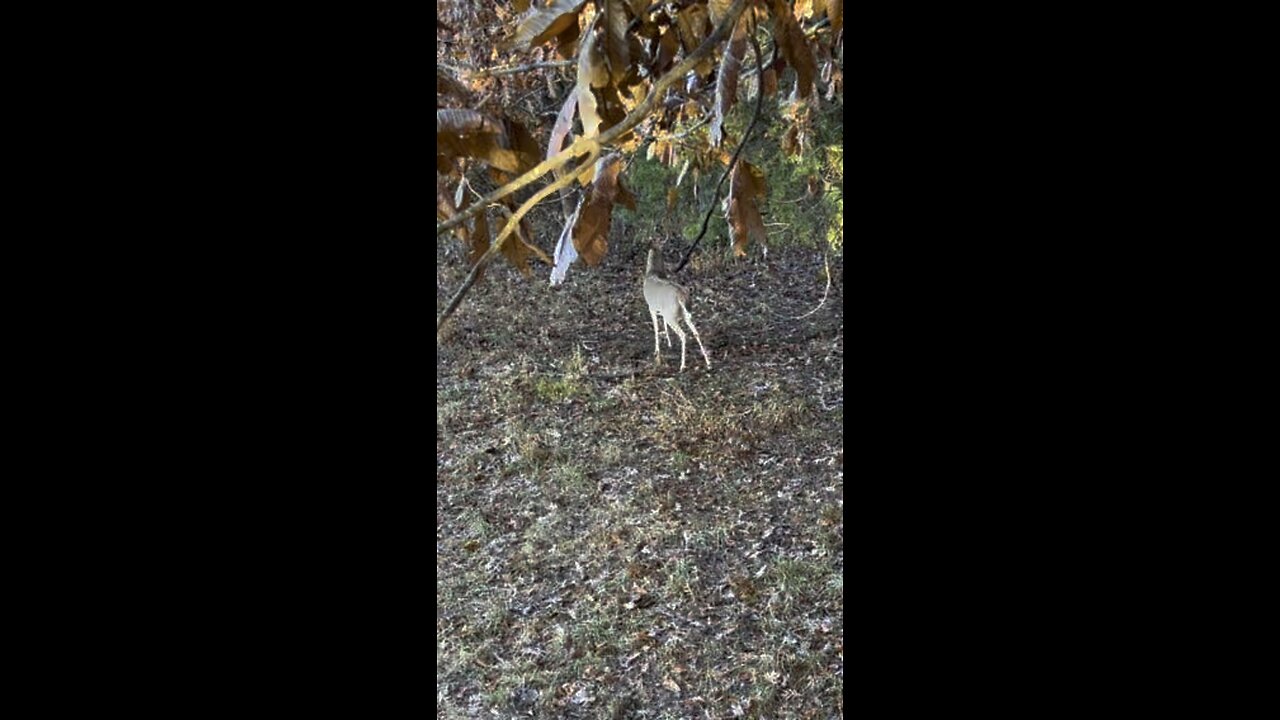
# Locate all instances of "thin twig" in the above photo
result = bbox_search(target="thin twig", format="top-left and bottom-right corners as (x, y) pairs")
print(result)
(439, 60), (574, 78)
(673, 24), (766, 274)
(463, 178), (555, 266)
(763, 252), (832, 321)
(437, 147), (601, 335)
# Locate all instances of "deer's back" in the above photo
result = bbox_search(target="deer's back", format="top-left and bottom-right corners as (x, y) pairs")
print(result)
(644, 274), (689, 312)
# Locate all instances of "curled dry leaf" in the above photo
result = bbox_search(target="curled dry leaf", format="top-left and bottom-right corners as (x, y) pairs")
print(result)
(767, 0), (816, 98)
(437, 109), (537, 175)
(602, 0), (631, 85)
(723, 160), (767, 256)
(710, 14), (748, 147)
(675, 4), (714, 77)
(572, 155), (626, 266)
(652, 26), (680, 77)
(505, 0), (587, 50)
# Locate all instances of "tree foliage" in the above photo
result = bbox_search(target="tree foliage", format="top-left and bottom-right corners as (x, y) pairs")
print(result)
(437, 0), (843, 331)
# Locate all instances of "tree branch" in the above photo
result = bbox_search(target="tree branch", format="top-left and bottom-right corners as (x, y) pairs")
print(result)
(441, 60), (575, 78)
(436, 0), (750, 238)
(437, 147), (601, 335)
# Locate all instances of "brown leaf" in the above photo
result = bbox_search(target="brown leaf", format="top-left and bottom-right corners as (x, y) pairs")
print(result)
(707, 0), (735, 28)
(675, 5), (714, 77)
(830, 0), (843, 35)
(576, 21), (607, 147)
(506, 119), (542, 171)
(436, 69), (469, 103)
(662, 676), (681, 693)
(617, 177), (637, 211)
(572, 155), (624, 266)
(436, 180), (456, 223)
(710, 15), (749, 147)
(653, 27), (680, 76)
(666, 186), (678, 210)
(501, 231), (533, 277)
(741, 160), (768, 200)
(781, 124), (800, 156)
(595, 84), (629, 132)
(436, 108), (502, 136)
(505, 0), (587, 50)
(513, 0), (531, 12)
(554, 16), (581, 57)
(768, 0), (816, 97)
(602, 0), (631, 85)
(724, 161), (766, 256)
(437, 109), (530, 174)
(469, 208), (490, 273)
(762, 67), (778, 97)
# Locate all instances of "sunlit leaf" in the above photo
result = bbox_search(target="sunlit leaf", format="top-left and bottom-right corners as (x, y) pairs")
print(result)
(572, 155), (625, 266)
(767, 0), (816, 97)
(505, 0), (588, 50)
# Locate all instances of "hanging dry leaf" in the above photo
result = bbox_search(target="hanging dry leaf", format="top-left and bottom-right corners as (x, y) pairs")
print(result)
(762, 67), (778, 97)
(781, 124), (800, 156)
(723, 160), (767, 256)
(767, 0), (816, 98)
(653, 27), (680, 76)
(710, 15), (748, 147)
(437, 109), (530, 174)
(553, 17), (582, 58)
(470, 208), (490, 274)
(572, 155), (624, 266)
(602, 0), (631, 85)
(675, 4), (714, 77)
(707, 0), (735, 27)
(617, 177), (637, 211)
(505, 0), (588, 50)
(830, 0), (843, 35)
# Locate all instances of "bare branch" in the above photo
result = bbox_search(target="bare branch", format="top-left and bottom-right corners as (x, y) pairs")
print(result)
(441, 60), (575, 77)
(437, 147), (601, 335)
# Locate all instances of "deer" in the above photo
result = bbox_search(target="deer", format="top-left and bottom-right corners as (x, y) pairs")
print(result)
(643, 243), (711, 372)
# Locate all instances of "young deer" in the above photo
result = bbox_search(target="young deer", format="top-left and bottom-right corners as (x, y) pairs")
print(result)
(644, 247), (711, 371)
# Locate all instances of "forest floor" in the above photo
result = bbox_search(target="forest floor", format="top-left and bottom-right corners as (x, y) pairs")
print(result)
(437, 232), (844, 719)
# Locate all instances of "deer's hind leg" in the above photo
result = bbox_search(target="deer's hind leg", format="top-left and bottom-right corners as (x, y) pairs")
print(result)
(680, 304), (711, 369)
(664, 314), (688, 371)
(650, 309), (663, 365)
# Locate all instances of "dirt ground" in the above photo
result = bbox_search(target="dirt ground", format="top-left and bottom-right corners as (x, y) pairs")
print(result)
(437, 231), (844, 718)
